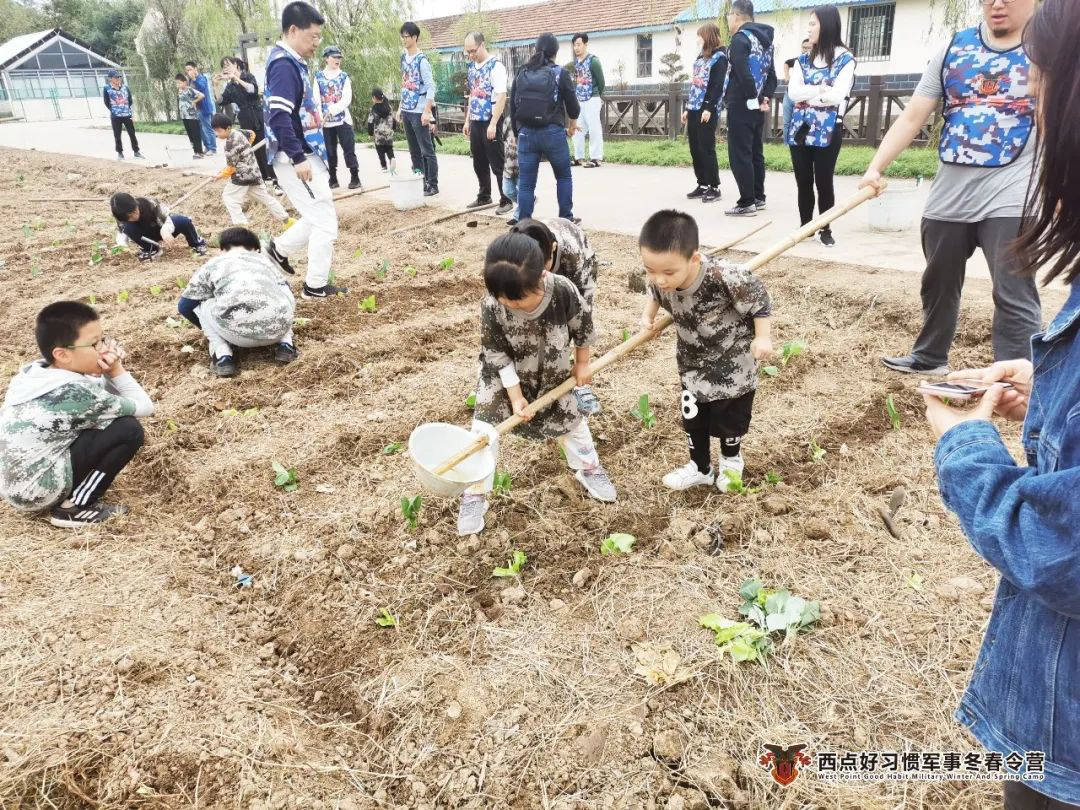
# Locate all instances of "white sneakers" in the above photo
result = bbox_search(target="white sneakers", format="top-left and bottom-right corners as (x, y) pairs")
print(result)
(663, 455), (745, 492)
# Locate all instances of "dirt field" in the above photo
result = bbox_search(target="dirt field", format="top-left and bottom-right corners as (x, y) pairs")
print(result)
(0, 147), (1063, 809)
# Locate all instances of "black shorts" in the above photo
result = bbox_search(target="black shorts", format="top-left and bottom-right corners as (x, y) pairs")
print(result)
(681, 388), (755, 438)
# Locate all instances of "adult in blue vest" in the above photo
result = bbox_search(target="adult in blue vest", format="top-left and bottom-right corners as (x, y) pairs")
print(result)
(785, 5), (855, 247)
(184, 61), (217, 156)
(399, 21), (439, 197)
(920, 3), (1080, 807)
(682, 22), (727, 204)
(463, 31), (511, 213)
(723, 0), (777, 217)
(861, 0), (1040, 377)
(102, 70), (143, 161)
(315, 46), (361, 190)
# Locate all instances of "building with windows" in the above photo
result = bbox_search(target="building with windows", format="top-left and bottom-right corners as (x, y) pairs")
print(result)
(0, 28), (122, 122)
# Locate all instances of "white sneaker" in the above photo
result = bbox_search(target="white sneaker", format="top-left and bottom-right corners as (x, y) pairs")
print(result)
(575, 466), (617, 502)
(717, 455), (745, 493)
(662, 461), (715, 490)
(457, 494), (489, 536)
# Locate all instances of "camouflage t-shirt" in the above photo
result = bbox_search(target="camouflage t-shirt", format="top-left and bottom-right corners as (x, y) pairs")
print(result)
(543, 218), (597, 346)
(178, 87), (200, 120)
(475, 273), (589, 441)
(224, 128), (262, 186)
(182, 250), (295, 341)
(648, 256), (771, 402)
(0, 367), (135, 511)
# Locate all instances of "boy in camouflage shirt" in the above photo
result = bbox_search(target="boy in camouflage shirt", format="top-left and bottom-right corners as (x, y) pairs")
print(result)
(459, 232), (617, 536)
(639, 210), (773, 491)
(175, 73), (205, 159)
(213, 113), (290, 227)
(0, 301), (153, 527)
(366, 88), (396, 172)
(177, 227), (299, 378)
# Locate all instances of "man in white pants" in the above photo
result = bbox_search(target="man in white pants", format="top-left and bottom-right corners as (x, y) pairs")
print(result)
(570, 33), (605, 168)
(262, 1), (347, 299)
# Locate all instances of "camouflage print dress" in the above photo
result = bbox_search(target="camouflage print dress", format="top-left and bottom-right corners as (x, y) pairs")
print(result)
(648, 256), (771, 402)
(543, 217), (597, 345)
(475, 273), (591, 441)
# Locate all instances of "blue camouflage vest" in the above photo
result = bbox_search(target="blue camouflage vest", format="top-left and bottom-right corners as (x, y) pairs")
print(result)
(573, 54), (596, 103)
(687, 51), (725, 111)
(722, 28), (773, 103)
(467, 58), (499, 121)
(315, 70), (349, 126)
(263, 45), (327, 164)
(400, 51), (429, 112)
(786, 51), (855, 147)
(105, 83), (131, 118)
(939, 26), (1034, 167)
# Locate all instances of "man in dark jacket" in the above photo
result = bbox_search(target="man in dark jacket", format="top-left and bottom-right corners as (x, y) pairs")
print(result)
(723, 0), (777, 216)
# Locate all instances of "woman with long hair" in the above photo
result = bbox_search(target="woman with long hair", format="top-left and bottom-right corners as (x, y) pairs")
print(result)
(785, 5), (855, 246)
(681, 23), (727, 203)
(922, 0), (1080, 805)
(217, 56), (277, 187)
(508, 33), (582, 222)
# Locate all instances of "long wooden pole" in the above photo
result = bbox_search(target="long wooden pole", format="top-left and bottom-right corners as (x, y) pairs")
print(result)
(333, 183), (390, 202)
(384, 201), (500, 238)
(168, 138), (267, 210)
(432, 184), (884, 477)
(705, 219), (772, 255)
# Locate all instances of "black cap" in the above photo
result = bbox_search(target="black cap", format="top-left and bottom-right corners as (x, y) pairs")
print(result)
(322, 46), (343, 59)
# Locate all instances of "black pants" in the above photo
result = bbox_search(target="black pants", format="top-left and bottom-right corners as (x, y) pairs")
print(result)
(682, 389), (755, 473)
(687, 109), (719, 188)
(121, 214), (202, 251)
(726, 103), (766, 207)
(181, 118), (203, 155)
(375, 143), (395, 169)
(324, 124), (358, 178)
(67, 416), (144, 507)
(469, 116), (508, 202)
(1003, 782), (1080, 810)
(249, 121), (275, 183)
(911, 217), (1042, 367)
(789, 131), (843, 227)
(111, 117), (139, 155)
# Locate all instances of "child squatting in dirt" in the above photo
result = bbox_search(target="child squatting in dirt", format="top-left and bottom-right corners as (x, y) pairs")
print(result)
(0, 301), (154, 527)
(639, 210), (773, 491)
(458, 232), (617, 536)
(177, 227), (299, 378)
(110, 192), (208, 261)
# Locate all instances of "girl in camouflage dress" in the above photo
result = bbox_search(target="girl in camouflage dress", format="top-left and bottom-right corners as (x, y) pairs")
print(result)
(458, 233), (617, 536)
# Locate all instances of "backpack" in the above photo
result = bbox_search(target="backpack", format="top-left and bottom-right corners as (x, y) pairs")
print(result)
(514, 64), (560, 128)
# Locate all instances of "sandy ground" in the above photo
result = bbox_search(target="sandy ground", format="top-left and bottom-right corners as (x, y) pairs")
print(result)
(0, 147), (1065, 809)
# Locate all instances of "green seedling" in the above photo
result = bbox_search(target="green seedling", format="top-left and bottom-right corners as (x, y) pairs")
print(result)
(492, 471), (512, 497)
(465, 392), (476, 409)
(886, 394), (901, 430)
(328, 269), (337, 285)
(221, 409), (240, 417)
(66, 224), (77, 235)
(353, 248), (363, 258)
(401, 495), (422, 529)
(631, 394), (656, 429)
(375, 608), (398, 628)
(116, 290), (129, 305)
(780, 339), (807, 367)
(809, 438), (826, 462)
(30, 262), (42, 278)
(738, 579), (821, 639)
(699, 614), (770, 663)
(51, 239), (60, 248)
(22, 224), (31, 239)
(89, 247), (103, 266)
(375, 259), (389, 279)
(166, 419), (179, 432)
(164, 316), (181, 329)
(760, 365), (780, 378)
(110, 245), (124, 256)
(905, 572), (924, 592)
(405, 265), (417, 278)
(149, 284), (163, 296)
(32, 220), (45, 231)
(493, 550), (527, 578)
(621, 328), (631, 342)
(243, 408), (259, 417)
(358, 295), (377, 314)
(293, 317), (311, 328)
(88, 295), (97, 306)
(438, 257), (455, 270)
(764, 470), (783, 486)
(176, 276), (187, 290)
(382, 442), (403, 455)
(722, 468), (759, 495)
(600, 533), (636, 555)
(272, 460), (299, 493)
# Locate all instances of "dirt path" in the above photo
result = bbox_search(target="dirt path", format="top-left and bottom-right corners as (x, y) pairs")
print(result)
(0, 148), (1064, 809)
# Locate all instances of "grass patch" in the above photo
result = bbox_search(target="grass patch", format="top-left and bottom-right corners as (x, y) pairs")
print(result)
(135, 121), (187, 135)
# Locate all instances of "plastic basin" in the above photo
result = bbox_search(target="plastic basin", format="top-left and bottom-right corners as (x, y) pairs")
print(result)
(408, 422), (495, 497)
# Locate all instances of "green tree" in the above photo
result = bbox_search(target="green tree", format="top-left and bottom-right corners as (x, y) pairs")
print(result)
(44, 0), (146, 63)
(0, 0), (47, 46)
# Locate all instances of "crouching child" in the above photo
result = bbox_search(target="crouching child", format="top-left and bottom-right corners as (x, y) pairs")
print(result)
(213, 113), (291, 226)
(459, 232), (616, 536)
(177, 226), (299, 378)
(110, 192), (207, 261)
(638, 210), (773, 492)
(0, 301), (153, 527)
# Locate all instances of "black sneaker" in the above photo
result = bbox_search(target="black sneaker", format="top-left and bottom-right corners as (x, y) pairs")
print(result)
(755, 198), (767, 211)
(816, 229), (836, 247)
(210, 355), (237, 377)
(424, 185), (440, 197)
(701, 186), (721, 203)
(571, 159), (582, 167)
(725, 204), (757, 217)
(348, 176), (362, 190)
(506, 218), (518, 227)
(301, 283), (348, 299)
(192, 241), (208, 257)
(264, 240), (295, 275)
(116, 152), (125, 161)
(137, 245), (161, 262)
(496, 199), (514, 215)
(687, 185), (706, 199)
(133, 151), (146, 160)
(881, 355), (949, 376)
(467, 196), (493, 209)
(328, 177), (340, 190)
(274, 342), (299, 363)
(49, 501), (128, 528)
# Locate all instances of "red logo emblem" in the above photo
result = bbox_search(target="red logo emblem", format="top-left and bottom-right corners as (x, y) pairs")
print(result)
(979, 78), (1000, 95)
(760, 744), (812, 786)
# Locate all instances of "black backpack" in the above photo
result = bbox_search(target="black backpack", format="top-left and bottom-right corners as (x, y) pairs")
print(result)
(514, 64), (560, 128)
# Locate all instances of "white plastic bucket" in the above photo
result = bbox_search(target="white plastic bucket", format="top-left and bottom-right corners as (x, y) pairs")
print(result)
(408, 422), (495, 497)
(390, 172), (425, 210)
(867, 183), (920, 233)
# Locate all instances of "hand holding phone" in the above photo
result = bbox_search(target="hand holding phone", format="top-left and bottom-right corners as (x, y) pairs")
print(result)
(916, 379), (1014, 402)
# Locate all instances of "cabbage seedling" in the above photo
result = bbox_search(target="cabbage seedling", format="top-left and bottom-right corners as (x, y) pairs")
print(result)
(465, 392), (476, 409)
(116, 290), (129, 304)
(401, 495), (422, 529)
(780, 339), (806, 367)
(149, 284), (163, 296)
(809, 438), (826, 462)
(631, 394), (656, 428)
(886, 395), (901, 430)
(492, 471), (512, 496)
(601, 533), (636, 555)
(272, 460), (299, 492)
(375, 608), (397, 627)
(358, 295), (377, 313)
(382, 442), (403, 455)
(764, 470), (783, 485)
(493, 550), (526, 578)
(438, 257), (455, 270)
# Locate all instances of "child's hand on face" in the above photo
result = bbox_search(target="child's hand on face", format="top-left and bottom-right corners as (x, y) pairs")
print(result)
(511, 395), (532, 421)
(98, 339), (126, 377)
(750, 336), (773, 361)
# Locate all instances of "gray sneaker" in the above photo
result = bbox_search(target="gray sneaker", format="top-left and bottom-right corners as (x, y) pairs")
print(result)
(575, 467), (617, 503)
(457, 494), (489, 536)
(882, 354), (949, 376)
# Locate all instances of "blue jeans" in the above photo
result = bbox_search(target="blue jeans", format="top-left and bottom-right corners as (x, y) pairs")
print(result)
(199, 111), (216, 153)
(782, 94), (795, 143)
(401, 111), (438, 186)
(502, 175), (519, 219)
(517, 124), (573, 220)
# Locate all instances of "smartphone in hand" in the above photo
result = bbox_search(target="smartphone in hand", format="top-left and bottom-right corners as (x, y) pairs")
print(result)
(916, 379), (1014, 402)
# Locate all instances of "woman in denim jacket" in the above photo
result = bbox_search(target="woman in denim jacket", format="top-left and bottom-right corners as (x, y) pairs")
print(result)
(922, 1), (1080, 807)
